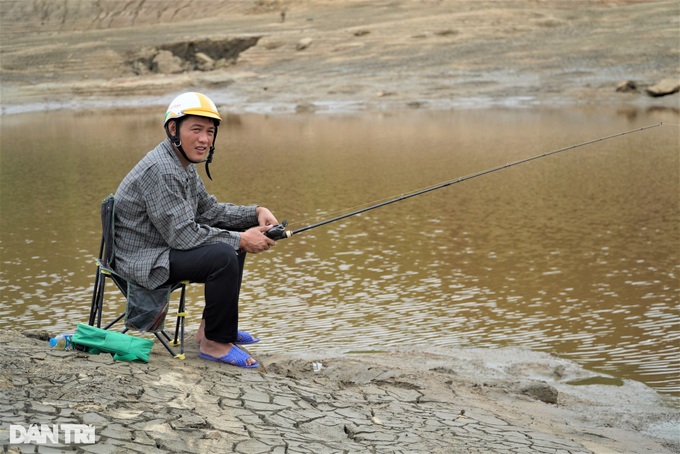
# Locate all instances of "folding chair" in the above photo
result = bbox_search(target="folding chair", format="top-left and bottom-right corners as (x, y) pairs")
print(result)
(88, 194), (189, 359)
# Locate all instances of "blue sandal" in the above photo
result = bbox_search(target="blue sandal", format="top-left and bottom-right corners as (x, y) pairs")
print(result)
(235, 330), (260, 345)
(199, 346), (259, 368)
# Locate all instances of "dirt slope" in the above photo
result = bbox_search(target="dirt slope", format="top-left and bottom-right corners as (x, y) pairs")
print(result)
(1, 0), (678, 114)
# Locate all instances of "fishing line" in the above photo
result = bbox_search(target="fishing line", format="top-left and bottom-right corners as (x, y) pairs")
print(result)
(266, 122), (663, 240)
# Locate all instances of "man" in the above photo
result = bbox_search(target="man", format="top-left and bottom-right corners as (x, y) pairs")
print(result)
(114, 92), (277, 368)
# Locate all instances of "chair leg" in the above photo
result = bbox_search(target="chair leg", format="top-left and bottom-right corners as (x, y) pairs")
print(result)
(89, 237), (106, 326)
(155, 283), (187, 360)
(154, 332), (181, 358)
(104, 312), (126, 331)
(88, 268), (101, 326)
(172, 284), (187, 356)
(92, 272), (107, 328)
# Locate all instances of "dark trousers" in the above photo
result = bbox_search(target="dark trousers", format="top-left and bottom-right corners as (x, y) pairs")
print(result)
(166, 243), (246, 343)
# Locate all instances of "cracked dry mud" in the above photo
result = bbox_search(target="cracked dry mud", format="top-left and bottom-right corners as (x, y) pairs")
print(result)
(1, 330), (678, 453)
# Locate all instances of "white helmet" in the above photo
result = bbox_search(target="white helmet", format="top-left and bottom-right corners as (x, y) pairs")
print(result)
(164, 92), (222, 126)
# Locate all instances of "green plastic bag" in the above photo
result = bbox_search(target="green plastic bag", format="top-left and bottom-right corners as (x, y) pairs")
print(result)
(72, 323), (154, 363)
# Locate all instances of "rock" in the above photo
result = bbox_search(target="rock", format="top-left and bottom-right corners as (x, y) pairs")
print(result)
(23, 329), (51, 341)
(646, 78), (680, 97)
(127, 47), (159, 75)
(129, 60), (151, 76)
(214, 58), (232, 69)
(616, 80), (638, 93)
(263, 40), (284, 50)
(151, 50), (183, 74)
(296, 37), (313, 51)
(519, 381), (558, 404)
(194, 52), (215, 71)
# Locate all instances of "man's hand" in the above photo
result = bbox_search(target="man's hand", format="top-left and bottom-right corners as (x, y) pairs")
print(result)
(256, 207), (278, 227)
(239, 225), (276, 253)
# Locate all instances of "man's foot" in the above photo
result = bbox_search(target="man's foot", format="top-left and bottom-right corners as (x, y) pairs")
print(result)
(199, 339), (258, 368)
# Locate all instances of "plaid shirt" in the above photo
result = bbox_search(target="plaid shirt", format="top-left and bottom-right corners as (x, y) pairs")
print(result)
(114, 139), (258, 289)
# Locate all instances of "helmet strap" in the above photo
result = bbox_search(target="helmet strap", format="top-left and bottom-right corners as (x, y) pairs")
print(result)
(205, 126), (218, 180)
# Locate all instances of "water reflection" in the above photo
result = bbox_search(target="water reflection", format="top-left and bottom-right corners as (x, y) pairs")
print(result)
(1, 107), (678, 394)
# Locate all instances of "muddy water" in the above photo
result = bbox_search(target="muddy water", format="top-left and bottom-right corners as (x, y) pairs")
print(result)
(1, 106), (678, 394)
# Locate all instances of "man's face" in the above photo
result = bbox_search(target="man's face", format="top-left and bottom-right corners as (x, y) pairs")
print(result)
(170, 115), (216, 165)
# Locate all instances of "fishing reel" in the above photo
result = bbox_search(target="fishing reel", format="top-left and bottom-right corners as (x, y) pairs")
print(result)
(265, 220), (292, 241)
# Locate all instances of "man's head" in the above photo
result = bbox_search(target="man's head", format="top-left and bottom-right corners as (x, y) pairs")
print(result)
(164, 92), (222, 178)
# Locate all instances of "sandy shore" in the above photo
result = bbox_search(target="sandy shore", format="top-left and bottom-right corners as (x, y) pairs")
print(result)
(1, 329), (678, 453)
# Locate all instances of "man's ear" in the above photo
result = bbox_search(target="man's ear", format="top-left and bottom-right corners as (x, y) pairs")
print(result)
(167, 119), (177, 136)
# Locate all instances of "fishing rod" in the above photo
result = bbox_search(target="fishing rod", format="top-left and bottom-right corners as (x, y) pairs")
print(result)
(265, 122), (663, 241)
